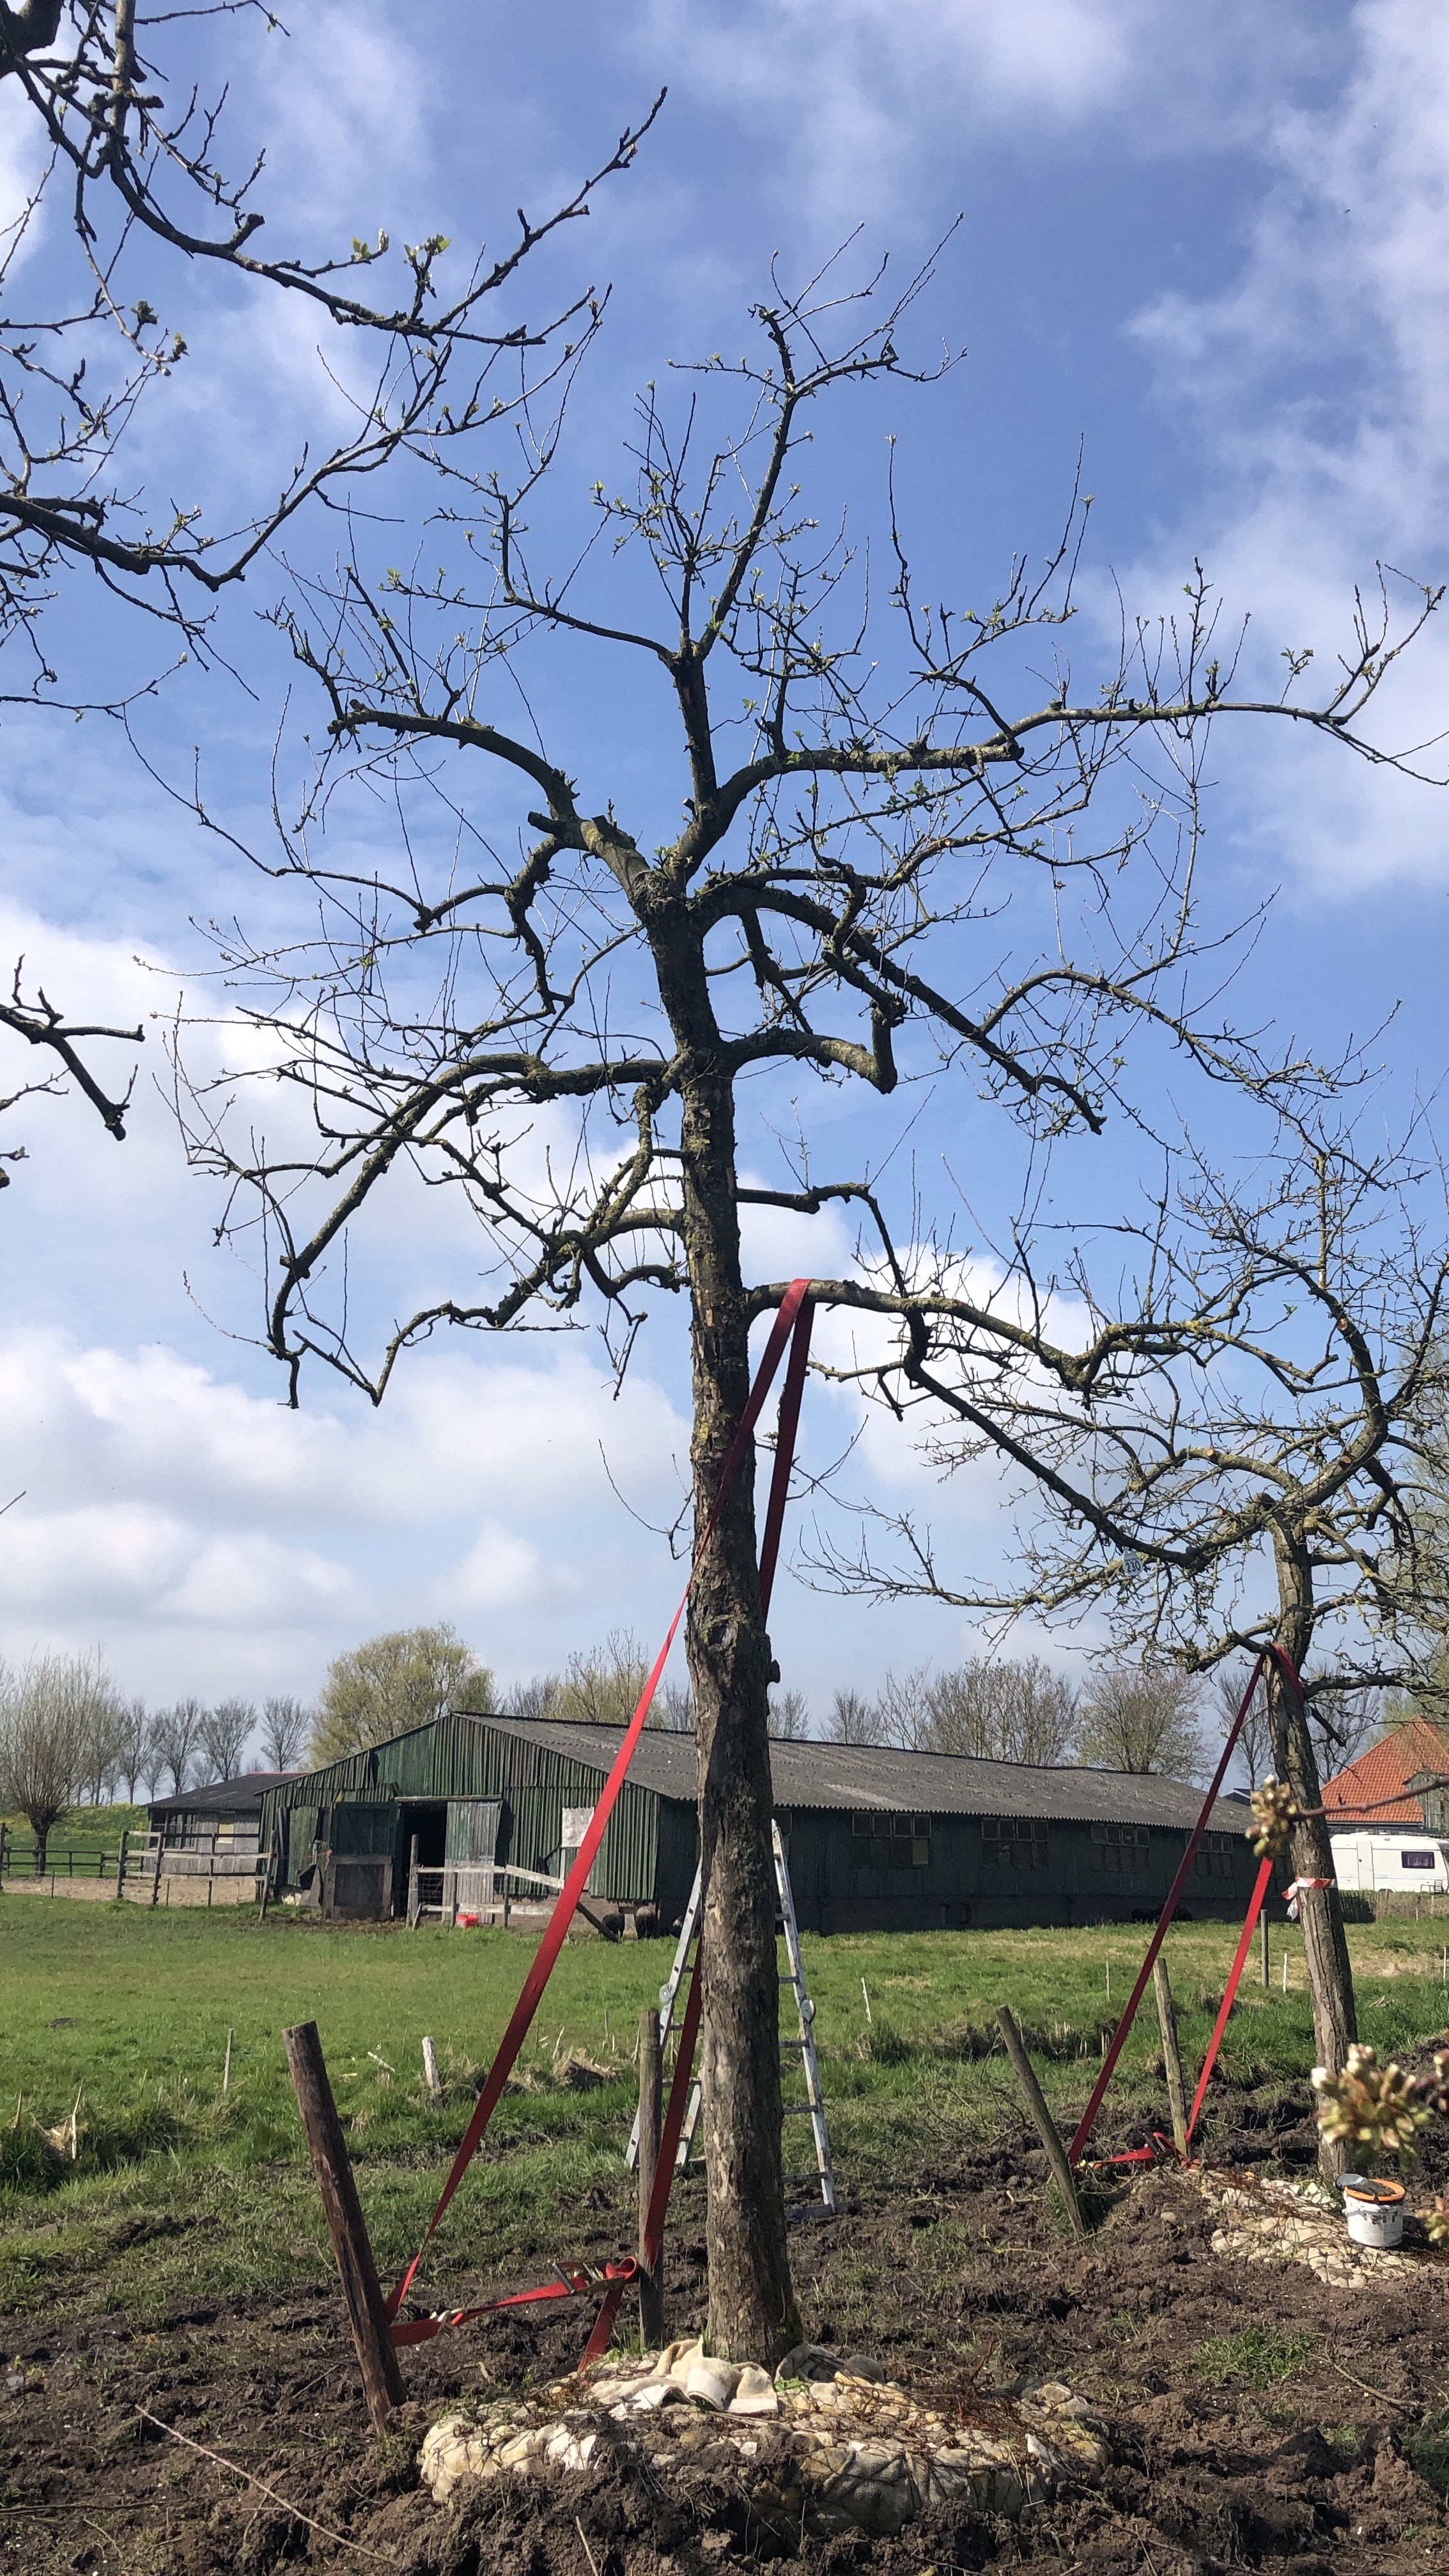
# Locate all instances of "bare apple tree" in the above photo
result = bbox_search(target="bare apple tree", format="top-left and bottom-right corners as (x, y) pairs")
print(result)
(0, 1), (656, 1150)
(171, 249), (1442, 2349)
(816, 1105), (1449, 2148)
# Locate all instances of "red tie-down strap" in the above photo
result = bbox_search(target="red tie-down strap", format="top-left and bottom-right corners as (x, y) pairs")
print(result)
(1182, 1854), (1275, 2146)
(1067, 1644), (1309, 2168)
(391, 2258), (641, 2350)
(386, 1285), (816, 2334)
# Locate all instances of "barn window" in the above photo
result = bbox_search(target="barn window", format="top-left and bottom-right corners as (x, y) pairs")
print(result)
(849, 1811), (931, 1868)
(1092, 1822), (1151, 1872)
(1191, 1831), (1232, 1880)
(981, 1816), (1048, 1868)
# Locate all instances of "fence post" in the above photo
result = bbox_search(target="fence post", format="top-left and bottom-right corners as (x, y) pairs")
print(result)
(407, 1836), (420, 1928)
(116, 1828), (128, 1899)
(283, 2021), (405, 2428)
(0, 1821), (6, 1889)
(151, 1835), (164, 1909)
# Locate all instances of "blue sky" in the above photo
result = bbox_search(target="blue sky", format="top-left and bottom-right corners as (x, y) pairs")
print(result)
(4, 0), (1448, 1727)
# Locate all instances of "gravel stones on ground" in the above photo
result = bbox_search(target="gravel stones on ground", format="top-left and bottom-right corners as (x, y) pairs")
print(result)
(417, 2337), (1110, 2540)
(1201, 2171), (1449, 2292)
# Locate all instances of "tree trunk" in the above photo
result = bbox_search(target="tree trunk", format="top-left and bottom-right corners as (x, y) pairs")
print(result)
(1269, 1536), (1358, 2178)
(662, 933), (801, 2364)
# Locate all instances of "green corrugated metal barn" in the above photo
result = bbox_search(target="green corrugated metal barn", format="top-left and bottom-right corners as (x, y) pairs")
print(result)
(257, 1714), (1260, 1930)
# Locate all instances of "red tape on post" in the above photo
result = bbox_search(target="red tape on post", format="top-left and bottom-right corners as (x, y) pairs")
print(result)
(1066, 1647), (1305, 2167)
(386, 1284), (814, 2332)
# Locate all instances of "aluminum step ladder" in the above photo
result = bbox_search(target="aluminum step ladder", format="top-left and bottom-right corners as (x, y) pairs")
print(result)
(625, 1821), (836, 2214)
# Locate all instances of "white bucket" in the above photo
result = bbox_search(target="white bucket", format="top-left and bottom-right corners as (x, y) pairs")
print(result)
(1340, 2174), (1406, 2249)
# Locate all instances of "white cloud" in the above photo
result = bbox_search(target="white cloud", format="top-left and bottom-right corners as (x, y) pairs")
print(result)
(253, 4), (432, 222)
(1120, 0), (1449, 893)
(442, 1521), (564, 1616)
(0, 1317), (698, 1698)
(634, 0), (1313, 225)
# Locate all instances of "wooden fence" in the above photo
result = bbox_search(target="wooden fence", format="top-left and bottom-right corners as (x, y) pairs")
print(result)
(0, 1825), (274, 1907)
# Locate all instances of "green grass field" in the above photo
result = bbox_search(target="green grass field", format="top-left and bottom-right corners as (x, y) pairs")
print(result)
(3, 1894), (1448, 2334)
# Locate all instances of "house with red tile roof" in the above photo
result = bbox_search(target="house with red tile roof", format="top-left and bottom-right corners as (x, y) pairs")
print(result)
(1322, 1718), (1449, 1892)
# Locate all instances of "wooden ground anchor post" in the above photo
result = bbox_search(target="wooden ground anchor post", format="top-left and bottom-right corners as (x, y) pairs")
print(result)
(1152, 1957), (1189, 2158)
(284, 2019), (405, 2427)
(637, 2006), (665, 2348)
(995, 2004), (1088, 2240)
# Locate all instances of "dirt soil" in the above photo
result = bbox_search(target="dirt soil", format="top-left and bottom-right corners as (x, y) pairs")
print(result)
(6, 2074), (1449, 2575)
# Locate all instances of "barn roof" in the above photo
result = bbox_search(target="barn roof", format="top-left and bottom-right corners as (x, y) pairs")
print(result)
(149, 1769), (300, 1818)
(459, 1714), (1246, 1833)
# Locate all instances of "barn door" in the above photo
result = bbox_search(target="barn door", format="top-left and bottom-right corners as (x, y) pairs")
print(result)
(321, 1799), (401, 1919)
(286, 1805), (321, 1886)
(446, 1798), (502, 1914)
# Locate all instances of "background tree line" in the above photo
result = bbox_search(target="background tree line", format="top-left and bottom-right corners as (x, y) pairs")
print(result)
(0, 1652), (312, 1868)
(826, 1656), (1384, 1781)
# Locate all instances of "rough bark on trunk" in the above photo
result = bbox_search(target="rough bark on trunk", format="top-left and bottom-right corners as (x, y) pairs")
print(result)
(1268, 1538), (1358, 2178)
(661, 929), (801, 2364)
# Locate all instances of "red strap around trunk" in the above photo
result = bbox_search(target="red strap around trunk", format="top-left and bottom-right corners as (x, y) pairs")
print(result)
(385, 1285), (814, 2334)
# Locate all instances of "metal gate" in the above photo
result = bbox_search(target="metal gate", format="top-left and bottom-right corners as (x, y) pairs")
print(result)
(445, 1798), (502, 1914)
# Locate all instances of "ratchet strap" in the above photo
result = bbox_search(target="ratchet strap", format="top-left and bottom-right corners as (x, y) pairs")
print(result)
(1067, 1643), (1308, 2166)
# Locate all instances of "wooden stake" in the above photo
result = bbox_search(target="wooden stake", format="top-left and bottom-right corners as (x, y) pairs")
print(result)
(222, 2029), (233, 2095)
(407, 1836), (420, 1928)
(1260, 1906), (1269, 1989)
(283, 2021), (405, 2426)
(636, 2006), (665, 2347)
(995, 2005), (1087, 2239)
(1152, 1956), (1188, 2157)
(421, 2036), (443, 2108)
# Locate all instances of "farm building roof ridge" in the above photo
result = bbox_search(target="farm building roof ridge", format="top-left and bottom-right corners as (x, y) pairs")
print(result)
(451, 1711), (1248, 1833)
